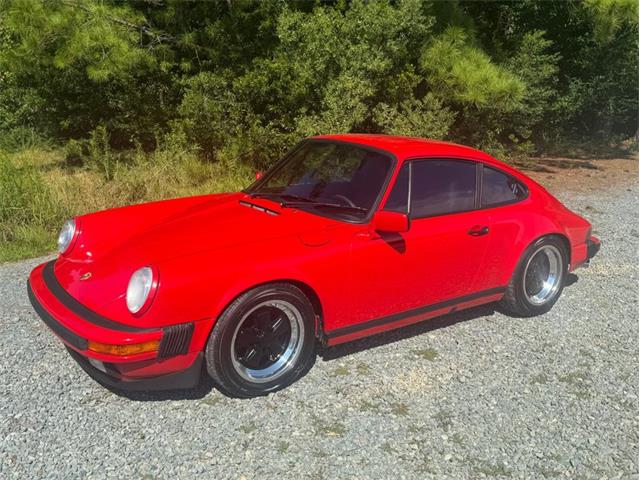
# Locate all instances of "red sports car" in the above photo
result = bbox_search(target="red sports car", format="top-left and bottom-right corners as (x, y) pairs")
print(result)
(28, 135), (600, 398)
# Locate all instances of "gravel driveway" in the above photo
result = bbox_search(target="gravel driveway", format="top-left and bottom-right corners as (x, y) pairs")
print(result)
(1, 181), (637, 480)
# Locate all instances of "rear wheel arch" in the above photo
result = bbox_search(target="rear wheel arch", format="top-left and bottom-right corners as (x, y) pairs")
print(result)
(534, 233), (570, 267)
(512, 232), (570, 273)
(550, 233), (571, 265)
(500, 233), (569, 317)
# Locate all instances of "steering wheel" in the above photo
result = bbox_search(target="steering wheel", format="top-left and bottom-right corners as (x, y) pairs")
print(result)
(332, 194), (357, 208)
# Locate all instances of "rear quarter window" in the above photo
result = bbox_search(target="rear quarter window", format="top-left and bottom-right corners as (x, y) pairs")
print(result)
(481, 166), (528, 207)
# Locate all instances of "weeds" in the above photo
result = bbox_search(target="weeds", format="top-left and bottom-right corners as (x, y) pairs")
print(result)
(312, 416), (347, 437)
(415, 348), (439, 361)
(0, 146), (250, 263)
(0, 151), (67, 262)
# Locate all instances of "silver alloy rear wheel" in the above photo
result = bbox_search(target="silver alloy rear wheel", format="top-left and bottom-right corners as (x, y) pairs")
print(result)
(523, 244), (563, 305)
(230, 300), (305, 384)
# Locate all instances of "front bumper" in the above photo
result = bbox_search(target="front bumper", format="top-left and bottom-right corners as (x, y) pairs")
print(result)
(66, 347), (203, 392)
(27, 260), (203, 391)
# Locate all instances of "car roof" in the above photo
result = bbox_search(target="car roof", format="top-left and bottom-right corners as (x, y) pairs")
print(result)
(312, 133), (495, 163)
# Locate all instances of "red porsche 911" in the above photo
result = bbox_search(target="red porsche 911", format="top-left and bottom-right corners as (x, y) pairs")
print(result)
(28, 135), (600, 398)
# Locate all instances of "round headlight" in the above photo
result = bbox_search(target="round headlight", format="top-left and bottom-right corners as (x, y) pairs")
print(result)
(126, 267), (154, 314)
(57, 219), (76, 254)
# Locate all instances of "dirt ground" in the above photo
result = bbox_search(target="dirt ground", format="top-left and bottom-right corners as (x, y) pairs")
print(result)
(523, 156), (639, 195)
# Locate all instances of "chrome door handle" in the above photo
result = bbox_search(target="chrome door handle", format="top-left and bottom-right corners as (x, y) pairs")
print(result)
(468, 226), (490, 236)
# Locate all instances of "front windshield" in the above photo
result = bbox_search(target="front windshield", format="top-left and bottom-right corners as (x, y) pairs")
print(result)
(250, 141), (392, 221)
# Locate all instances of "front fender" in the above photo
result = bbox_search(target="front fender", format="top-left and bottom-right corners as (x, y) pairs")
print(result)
(148, 234), (348, 336)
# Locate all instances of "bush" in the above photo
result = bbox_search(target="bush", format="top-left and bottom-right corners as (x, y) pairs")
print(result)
(63, 138), (88, 167)
(374, 94), (455, 139)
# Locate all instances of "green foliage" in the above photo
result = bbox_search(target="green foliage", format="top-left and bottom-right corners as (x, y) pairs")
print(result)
(0, 153), (49, 228)
(273, 0), (435, 136)
(459, 0), (638, 145)
(0, 145), (250, 262)
(583, 0), (638, 43)
(1, 0), (636, 158)
(88, 125), (117, 180)
(505, 30), (560, 146)
(1, 0), (153, 81)
(420, 27), (524, 110)
(374, 94), (455, 139)
(175, 0), (447, 164)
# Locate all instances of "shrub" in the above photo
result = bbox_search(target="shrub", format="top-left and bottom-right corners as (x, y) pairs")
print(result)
(374, 94), (455, 139)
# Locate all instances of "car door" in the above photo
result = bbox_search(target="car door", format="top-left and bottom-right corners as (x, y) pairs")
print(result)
(345, 158), (492, 331)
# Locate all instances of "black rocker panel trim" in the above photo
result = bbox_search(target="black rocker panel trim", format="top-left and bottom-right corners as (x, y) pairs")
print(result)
(28, 281), (89, 351)
(42, 260), (154, 333)
(326, 287), (506, 339)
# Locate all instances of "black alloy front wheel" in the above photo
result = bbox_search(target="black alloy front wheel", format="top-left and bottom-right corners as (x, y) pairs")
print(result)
(205, 283), (316, 398)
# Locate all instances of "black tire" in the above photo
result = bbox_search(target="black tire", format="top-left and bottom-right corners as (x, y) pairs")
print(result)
(205, 283), (316, 398)
(499, 236), (568, 317)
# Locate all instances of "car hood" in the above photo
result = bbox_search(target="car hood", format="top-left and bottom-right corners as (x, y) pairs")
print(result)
(54, 193), (340, 310)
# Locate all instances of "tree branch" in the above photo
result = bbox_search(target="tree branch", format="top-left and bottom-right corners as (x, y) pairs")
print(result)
(60, 0), (175, 46)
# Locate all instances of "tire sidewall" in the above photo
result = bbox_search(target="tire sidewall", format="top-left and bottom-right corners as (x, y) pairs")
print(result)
(514, 236), (568, 315)
(206, 284), (316, 398)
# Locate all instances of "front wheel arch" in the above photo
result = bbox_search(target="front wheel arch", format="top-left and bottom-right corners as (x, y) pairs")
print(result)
(204, 278), (325, 351)
(204, 282), (318, 398)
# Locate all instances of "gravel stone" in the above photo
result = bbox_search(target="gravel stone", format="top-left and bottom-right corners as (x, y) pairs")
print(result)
(0, 184), (637, 479)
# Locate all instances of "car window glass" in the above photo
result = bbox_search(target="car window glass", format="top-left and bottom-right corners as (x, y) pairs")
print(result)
(482, 166), (527, 207)
(257, 142), (391, 215)
(383, 163), (409, 213)
(411, 160), (476, 218)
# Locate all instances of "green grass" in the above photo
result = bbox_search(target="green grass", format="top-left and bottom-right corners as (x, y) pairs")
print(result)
(0, 225), (54, 263)
(0, 146), (250, 263)
(312, 416), (347, 437)
(3, 142), (629, 264)
(415, 347), (439, 361)
(331, 365), (350, 377)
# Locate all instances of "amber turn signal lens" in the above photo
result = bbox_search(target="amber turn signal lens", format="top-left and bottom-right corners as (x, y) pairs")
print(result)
(88, 340), (159, 356)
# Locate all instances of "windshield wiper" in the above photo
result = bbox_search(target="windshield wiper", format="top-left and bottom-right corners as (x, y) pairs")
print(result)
(249, 192), (314, 203)
(281, 201), (368, 213)
(250, 192), (367, 213)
